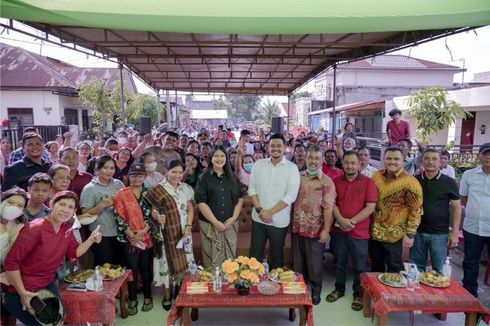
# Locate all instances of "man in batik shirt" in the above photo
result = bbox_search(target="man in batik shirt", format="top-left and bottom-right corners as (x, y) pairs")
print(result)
(292, 145), (336, 305)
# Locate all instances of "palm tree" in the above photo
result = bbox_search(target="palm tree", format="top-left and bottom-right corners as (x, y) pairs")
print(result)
(257, 98), (281, 124)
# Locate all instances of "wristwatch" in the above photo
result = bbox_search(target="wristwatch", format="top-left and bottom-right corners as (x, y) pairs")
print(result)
(406, 232), (415, 239)
(256, 207), (263, 214)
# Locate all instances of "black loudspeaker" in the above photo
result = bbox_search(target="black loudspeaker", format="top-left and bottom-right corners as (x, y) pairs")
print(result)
(271, 116), (284, 134)
(140, 116), (151, 134)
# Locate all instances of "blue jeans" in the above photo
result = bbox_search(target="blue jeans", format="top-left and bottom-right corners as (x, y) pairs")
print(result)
(409, 232), (448, 273)
(462, 230), (490, 297)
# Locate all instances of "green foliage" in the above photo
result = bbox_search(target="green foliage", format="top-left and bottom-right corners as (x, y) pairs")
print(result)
(126, 94), (163, 127)
(406, 86), (471, 143)
(216, 94), (262, 122)
(78, 79), (132, 132)
(256, 98), (281, 124)
(290, 91), (311, 102)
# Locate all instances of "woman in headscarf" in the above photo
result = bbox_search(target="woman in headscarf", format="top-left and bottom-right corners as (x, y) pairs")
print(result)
(195, 145), (244, 268)
(145, 160), (195, 311)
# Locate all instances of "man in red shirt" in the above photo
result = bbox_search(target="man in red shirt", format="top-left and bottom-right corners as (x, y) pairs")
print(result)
(326, 151), (377, 311)
(322, 149), (343, 179)
(386, 108), (411, 146)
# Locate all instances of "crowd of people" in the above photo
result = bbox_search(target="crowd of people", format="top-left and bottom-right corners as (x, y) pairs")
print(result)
(0, 108), (489, 324)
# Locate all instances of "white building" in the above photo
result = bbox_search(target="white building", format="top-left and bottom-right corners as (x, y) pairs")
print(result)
(303, 55), (462, 134)
(0, 43), (136, 132)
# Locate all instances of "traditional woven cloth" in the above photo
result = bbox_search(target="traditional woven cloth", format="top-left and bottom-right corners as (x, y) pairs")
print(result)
(145, 185), (187, 276)
(199, 220), (238, 268)
(113, 187), (153, 248)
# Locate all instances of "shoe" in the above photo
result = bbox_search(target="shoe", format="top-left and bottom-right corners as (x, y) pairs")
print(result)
(128, 300), (138, 316)
(162, 298), (172, 311)
(312, 295), (321, 305)
(325, 290), (344, 303)
(142, 298), (153, 312)
(351, 295), (363, 311)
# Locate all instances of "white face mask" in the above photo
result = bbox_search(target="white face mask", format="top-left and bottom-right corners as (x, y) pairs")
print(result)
(118, 137), (128, 145)
(145, 162), (157, 172)
(106, 149), (117, 158)
(0, 202), (24, 221)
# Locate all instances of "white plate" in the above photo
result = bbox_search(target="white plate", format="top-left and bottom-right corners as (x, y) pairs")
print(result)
(78, 214), (98, 225)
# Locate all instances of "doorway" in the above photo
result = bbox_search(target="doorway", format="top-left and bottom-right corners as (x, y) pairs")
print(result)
(460, 112), (476, 153)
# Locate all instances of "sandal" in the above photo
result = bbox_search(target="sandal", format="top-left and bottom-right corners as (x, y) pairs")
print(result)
(325, 290), (344, 303)
(142, 298), (153, 312)
(128, 300), (138, 316)
(162, 298), (172, 311)
(351, 295), (363, 311)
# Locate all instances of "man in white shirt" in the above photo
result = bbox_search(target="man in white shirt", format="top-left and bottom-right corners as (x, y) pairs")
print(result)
(235, 130), (254, 155)
(440, 150), (456, 179)
(248, 133), (301, 268)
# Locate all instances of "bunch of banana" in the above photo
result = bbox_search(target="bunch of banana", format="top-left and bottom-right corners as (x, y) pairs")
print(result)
(197, 270), (213, 282)
(279, 270), (295, 282)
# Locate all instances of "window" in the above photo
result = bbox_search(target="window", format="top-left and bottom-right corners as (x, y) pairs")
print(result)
(7, 108), (33, 128)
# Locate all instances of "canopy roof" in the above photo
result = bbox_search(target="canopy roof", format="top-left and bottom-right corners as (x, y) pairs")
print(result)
(2, 0), (489, 95)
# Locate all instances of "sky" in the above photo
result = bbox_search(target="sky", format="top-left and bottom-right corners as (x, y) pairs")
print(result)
(1, 20), (489, 105)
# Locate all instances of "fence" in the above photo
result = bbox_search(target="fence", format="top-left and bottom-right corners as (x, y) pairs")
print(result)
(1, 125), (69, 149)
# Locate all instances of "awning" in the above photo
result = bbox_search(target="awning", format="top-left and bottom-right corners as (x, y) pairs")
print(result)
(308, 101), (385, 115)
(1, 1), (489, 95)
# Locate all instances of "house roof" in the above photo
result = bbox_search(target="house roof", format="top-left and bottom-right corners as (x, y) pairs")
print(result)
(280, 102), (296, 117)
(0, 43), (137, 93)
(308, 100), (385, 115)
(340, 55), (461, 70)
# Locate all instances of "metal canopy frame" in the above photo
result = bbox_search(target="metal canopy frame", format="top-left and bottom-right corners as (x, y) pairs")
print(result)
(2, 19), (474, 95)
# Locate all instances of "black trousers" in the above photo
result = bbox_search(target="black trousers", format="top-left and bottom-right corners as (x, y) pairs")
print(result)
(123, 242), (153, 301)
(292, 234), (324, 297)
(249, 220), (288, 269)
(369, 238), (404, 273)
(91, 236), (124, 267)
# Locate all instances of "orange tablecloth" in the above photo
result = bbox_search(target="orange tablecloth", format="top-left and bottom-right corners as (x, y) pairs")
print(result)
(167, 275), (314, 326)
(59, 270), (133, 324)
(360, 272), (490, 323)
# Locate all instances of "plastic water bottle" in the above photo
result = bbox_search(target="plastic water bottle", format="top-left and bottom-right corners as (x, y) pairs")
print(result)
(189, 260), (198, 275)
(93, 266), (103, 292)
(213, 267), (222, 293)
(262, 259), (269, 275)
(442, 257), (452, 278)
(406, 263), (417, 291)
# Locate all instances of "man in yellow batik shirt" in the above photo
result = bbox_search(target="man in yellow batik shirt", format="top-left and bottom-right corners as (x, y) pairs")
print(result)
(370, 147), (423, 273)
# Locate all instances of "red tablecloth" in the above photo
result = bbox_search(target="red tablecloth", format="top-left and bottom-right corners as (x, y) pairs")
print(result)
(167, 275), (314, 326)
(59, 270), (133, 324)
(360, 272), (490, 323)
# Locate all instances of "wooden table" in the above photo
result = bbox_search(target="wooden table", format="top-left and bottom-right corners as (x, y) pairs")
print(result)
(59, 269), (132, 325)
(360, 273), (490, 326)
(167, 275), (313, 326)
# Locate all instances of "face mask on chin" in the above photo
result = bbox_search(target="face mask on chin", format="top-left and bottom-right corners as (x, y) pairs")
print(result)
(306, 169), (320, 176)
(0, 202), (24, 221)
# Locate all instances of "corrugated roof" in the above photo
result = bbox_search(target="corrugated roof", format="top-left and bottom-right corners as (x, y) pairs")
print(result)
(0, 43), (137, 93)
(341, 55), (460, 70)
(191, 110), (228, 119)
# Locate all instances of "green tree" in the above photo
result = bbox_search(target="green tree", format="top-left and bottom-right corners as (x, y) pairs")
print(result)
(222, 94), (262, 122)
(257, 98), (281, 124)
(78, 79), (132, 132)
(406, 86), (471, 143)
(126, 94), (163, 127)
(290, 91), (311, 102)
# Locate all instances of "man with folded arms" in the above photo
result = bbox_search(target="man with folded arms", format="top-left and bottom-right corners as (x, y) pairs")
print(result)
(326, 151), (377, 311)
(292, 145), (336, 305)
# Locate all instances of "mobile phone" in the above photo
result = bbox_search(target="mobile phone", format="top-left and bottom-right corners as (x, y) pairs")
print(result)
(30, 297), (46, 314)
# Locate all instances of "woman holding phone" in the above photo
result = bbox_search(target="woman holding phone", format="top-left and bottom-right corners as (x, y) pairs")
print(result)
(3, 191), (102, 325)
